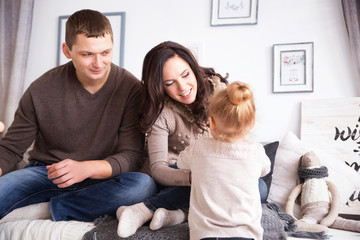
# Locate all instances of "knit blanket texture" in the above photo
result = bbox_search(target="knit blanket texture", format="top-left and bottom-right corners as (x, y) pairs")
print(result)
(83, 202), (297, 240)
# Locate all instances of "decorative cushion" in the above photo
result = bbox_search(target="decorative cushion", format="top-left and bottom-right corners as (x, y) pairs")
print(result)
(261, 141), (280, 201)
(268, 132), (360, 219)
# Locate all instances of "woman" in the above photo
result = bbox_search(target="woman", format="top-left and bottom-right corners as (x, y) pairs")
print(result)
(116, 41), (266, 237)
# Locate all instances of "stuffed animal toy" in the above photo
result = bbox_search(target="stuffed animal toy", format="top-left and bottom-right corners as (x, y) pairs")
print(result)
(285, 151), (360, 233)
(0, 121), (4, 133)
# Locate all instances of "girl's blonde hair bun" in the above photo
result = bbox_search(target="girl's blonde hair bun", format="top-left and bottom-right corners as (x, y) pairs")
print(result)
(227, 81), (253, 106)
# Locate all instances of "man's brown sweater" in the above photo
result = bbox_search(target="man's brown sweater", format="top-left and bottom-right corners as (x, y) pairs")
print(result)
(0, 62), (144, 176)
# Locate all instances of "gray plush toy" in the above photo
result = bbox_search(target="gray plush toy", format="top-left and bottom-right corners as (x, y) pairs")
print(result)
(285, 151), (360, 233)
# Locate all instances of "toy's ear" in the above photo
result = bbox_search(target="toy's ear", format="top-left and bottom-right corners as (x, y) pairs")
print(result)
(297, 156), (305, 184)
(298, 156), (303, 168)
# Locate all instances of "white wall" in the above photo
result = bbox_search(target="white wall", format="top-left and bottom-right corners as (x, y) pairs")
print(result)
(25, 0), (360, 142)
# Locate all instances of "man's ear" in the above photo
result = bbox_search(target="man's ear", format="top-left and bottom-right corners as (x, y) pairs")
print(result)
(62, 43), (71, 59)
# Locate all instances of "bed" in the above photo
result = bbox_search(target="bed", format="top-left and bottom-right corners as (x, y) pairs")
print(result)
(1, 97), (360, 240)
(0, 202), (93, 240)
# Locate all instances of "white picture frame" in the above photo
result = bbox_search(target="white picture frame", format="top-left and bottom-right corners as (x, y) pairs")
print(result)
(273, 42), (314, 93)
(211, 0), (258, 26)
(183, 43), (204, 65)
(57, 12), (126, 67)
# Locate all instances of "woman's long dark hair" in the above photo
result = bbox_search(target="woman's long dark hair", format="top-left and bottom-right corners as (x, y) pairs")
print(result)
(141, 41), (227, 133)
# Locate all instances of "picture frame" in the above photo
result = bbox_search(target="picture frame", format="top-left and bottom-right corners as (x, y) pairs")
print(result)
(273, 42), (314, 93)
(57, 12), (126, 67)
(183, 42), (204, 65)
(211, 0), (258, 26)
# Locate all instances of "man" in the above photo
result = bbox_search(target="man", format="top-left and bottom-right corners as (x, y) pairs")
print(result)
(0, 9), (156, 222)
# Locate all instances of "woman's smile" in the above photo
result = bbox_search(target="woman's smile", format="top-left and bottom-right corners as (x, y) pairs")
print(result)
(163, 55), (197, 105)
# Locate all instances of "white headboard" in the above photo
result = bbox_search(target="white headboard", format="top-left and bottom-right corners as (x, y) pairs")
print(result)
(301, 97), (360, 217)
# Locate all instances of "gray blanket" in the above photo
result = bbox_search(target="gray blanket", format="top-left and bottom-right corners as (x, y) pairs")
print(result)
(83, 202), (296, 240)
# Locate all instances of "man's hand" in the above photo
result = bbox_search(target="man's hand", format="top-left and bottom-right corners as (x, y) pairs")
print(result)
(47, 159), (89, 188)
(46, 159), (112, 188)
(0, 168), (2, 176)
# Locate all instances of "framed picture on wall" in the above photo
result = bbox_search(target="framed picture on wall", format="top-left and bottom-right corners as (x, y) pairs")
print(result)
(273, 42), (314, 93)
(183, 43), (204, 65)
(57, 12), (126, 67)
(211, 0), (258, 26)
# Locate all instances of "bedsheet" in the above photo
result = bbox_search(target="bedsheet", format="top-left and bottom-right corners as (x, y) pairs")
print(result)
(1, 202), (360, 239)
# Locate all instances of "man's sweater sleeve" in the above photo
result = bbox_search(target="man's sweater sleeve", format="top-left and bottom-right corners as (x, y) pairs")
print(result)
(0, 88), (38, 174)
(104, 81), (145, 176)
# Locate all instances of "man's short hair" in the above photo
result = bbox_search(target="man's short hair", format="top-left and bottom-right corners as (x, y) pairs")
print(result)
(65, 9), (113, 50)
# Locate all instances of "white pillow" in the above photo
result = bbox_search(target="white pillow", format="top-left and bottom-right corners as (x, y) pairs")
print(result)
(268, 131), (360, 218)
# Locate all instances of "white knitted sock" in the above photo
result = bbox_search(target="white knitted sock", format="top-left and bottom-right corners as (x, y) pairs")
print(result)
(150, 208), (187, 231)
(116, 202), (153, 238)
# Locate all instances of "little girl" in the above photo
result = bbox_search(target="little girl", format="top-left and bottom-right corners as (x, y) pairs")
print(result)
(177, 81), (270, 240)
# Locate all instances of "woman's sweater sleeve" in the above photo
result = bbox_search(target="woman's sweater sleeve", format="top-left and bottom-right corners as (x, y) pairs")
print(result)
(147, 110), (191, 186)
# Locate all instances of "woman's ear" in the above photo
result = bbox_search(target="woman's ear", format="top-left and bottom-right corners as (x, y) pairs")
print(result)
(209, 116), (216, 132)
(62, 43), (71, 59)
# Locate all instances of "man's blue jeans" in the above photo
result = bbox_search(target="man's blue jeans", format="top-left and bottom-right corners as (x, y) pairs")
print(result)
(144, 179), (268, 212)
(0, 162), (157, 222)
